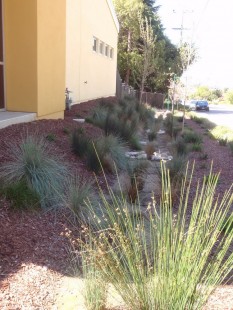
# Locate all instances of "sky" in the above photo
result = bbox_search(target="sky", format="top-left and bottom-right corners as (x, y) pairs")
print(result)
(156, 0), (233, 89)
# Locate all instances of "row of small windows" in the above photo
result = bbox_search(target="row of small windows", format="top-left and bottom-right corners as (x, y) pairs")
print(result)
(93, 37), (114, 59)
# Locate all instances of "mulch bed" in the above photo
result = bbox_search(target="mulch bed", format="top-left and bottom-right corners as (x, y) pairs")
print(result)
(0, 101), (233, 309)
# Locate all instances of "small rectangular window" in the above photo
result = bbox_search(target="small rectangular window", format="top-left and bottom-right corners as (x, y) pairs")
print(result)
(93, 37), (98, 52)
(105, 45), (109, 57)
(110, 47), (114, 59)
(99, 41), (104, 54)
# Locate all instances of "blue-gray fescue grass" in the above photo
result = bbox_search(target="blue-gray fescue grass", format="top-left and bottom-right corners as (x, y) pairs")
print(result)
(76, 163), (233, 310)
(0, 135), (68, 209)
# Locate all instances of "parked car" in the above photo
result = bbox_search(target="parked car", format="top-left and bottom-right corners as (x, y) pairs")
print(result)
(189, 100), (209, 111)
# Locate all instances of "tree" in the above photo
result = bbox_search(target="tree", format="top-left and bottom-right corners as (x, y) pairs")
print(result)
(113, 0), (182, 93)
(225, 90), (233, 104)
(113, 0), (143, 84)
(137, 15), (156, 102)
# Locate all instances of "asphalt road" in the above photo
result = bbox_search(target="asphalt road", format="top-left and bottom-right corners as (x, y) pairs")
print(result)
(195, 104), (233, 130)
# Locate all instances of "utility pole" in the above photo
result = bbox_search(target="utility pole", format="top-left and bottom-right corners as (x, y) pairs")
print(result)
(172, 9), (194, 131)
(172, 10), (192, 45)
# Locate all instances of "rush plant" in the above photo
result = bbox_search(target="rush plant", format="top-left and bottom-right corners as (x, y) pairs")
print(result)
(75, 164), (233, 310)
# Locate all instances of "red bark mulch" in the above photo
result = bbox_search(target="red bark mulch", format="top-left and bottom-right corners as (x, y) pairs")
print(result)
(0, 101), (233, 309)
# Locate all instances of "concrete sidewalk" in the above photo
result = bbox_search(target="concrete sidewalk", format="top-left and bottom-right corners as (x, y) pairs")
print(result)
(0, 112), (36, 129)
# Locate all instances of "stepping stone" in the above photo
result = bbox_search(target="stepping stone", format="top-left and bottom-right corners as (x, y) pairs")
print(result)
(125, 151), (147, 159)
(73, 118), (85, 123)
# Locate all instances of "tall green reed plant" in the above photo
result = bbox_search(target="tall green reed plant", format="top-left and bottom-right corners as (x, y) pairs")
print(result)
(75, 163), (233, 310)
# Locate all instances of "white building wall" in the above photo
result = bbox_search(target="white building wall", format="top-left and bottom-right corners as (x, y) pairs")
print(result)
(66, 0), (118, 104)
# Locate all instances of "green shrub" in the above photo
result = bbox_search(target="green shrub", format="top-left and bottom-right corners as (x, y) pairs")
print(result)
(45, 133), (56, 142)
(129, 135), (142, 150)
(166, 155), (187, 185)
(66, 176), (97, 224)
(63, 127), (71, 135)
(219, 138), (228, 146)
(173, 137), (187, 156)
(199, 152), (208, 160)
(0, 136), (68, 208)
(191, 142), (203, 152)
(74, 164), (233, 310)
(163, 113), (173, 136)
(210, 126), (233, 142)
(0, 179), (40, 209)
(72, 129), (90, 158)
(148, 131), (157, 141)
(86, 135), (126, 174)
(182, 130), (202, 144)
(229, 141), (233, 155)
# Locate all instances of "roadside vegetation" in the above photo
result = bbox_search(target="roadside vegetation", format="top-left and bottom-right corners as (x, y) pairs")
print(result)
(189, 112), (233, 153)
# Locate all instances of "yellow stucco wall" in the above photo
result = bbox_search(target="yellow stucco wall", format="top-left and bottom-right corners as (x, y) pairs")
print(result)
(37, 0), (66, 118)
(3, 0), (66, 118)
(3, 0), (38, 112)
(66, 0), (118, 104)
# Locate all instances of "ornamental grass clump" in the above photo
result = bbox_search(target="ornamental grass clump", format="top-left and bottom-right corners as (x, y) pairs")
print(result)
(75, 164), (233, 310)
(182, 129), (202, 144)
(66, 176), (96, 224)
(0, 135), (68, 208)
(72, 128), (90, 158)
(86, 135), (127, 174)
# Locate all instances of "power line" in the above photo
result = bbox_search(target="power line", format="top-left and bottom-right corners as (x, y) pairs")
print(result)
(192, 0), (211, 40)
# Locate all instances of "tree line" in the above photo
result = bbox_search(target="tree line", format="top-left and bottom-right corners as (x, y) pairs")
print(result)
(113, 0), (185, 94)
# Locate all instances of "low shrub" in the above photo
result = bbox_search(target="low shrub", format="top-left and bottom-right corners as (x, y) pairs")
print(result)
(182, 129), (202, 144)
(229, 141), (233, 155)
(129, 135), (142, 150)
(145, 142), (156, 159)
(163, 113), (173, 136)
(0, 136), (68, 208)
(63, 127), (71, 135)
(166, 155), (187, 186)
(66, 176), (97, 224)
(148, 130), (157, 142)
(86, 135), (126, 174)
(199, 152), (208, 160)
(173, 137), (187, 156)
(191, 142), (203, 152)
(45, 133), (56, 142)
(210, 126), (233, 142)
(0, 179), (40, 209)
(219, 138), (228, 146)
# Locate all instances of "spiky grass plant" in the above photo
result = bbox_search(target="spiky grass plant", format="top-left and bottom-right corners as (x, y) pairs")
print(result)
(81, 246), (107, 310)
(229, 141), (233, 155)
(66, 176), (97, 224)
(182, 130), (202, 144)
(75, 164), (233, 310)
(191, 142), (203, 152)
(86, 135), (127, 174)
(71, 128), (90, 158)
(218, 138), (228, 146)
(145, 142), (156, 159)
(173, 137), (187, 156)
(0, 136), (68, 208)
